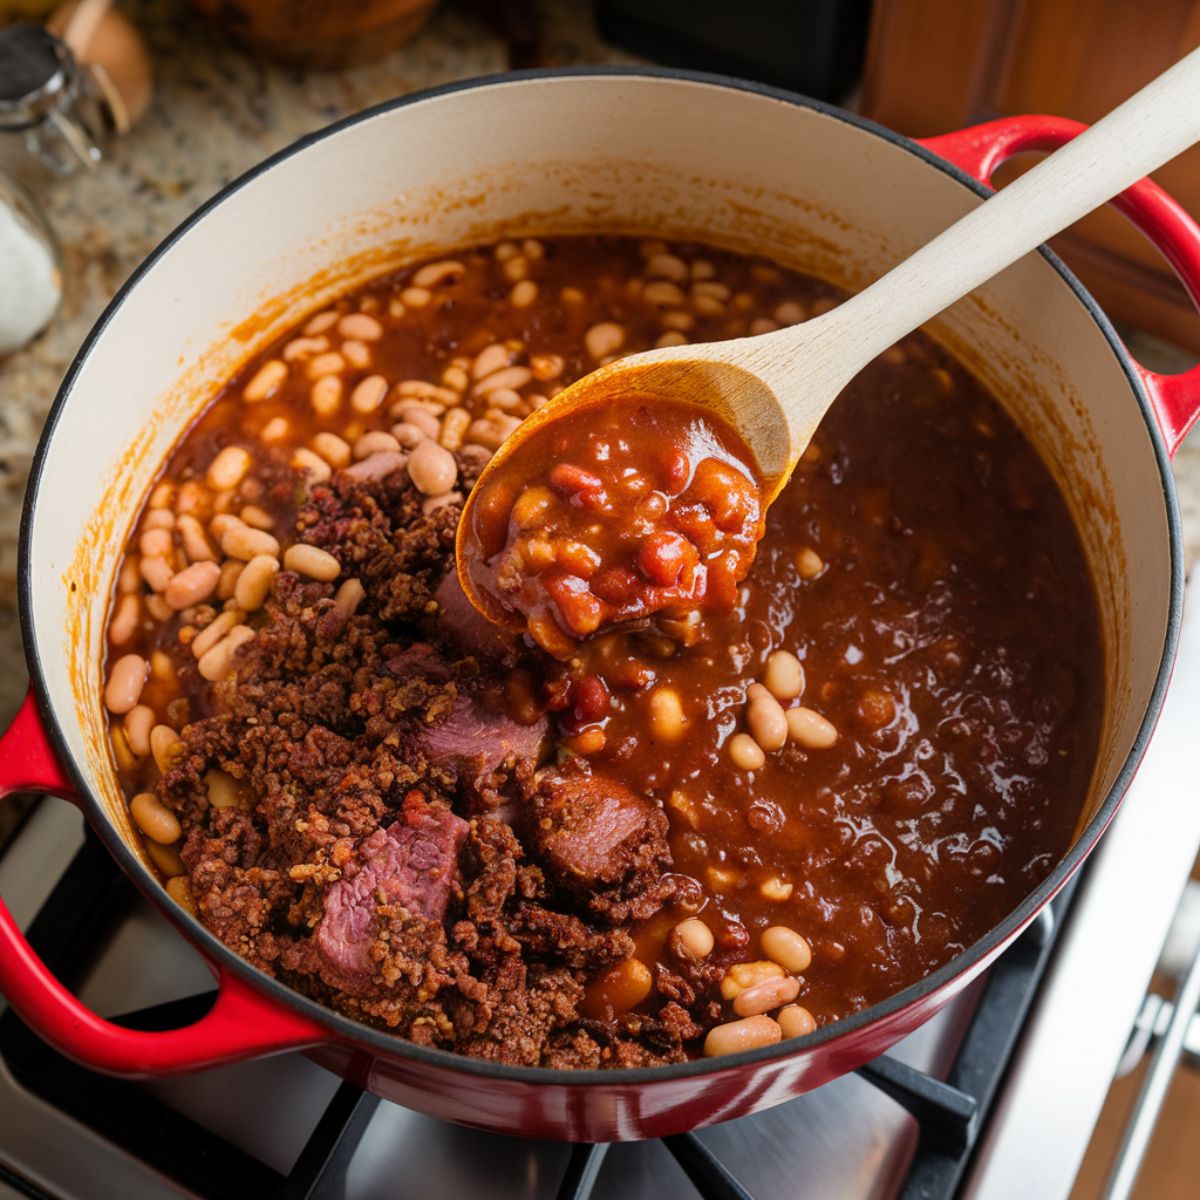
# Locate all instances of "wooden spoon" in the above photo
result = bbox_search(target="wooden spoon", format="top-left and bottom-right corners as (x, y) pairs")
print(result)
(458, 48), (1200, 624)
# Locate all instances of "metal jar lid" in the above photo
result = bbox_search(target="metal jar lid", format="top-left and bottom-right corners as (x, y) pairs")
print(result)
(0, 23), (109, 175)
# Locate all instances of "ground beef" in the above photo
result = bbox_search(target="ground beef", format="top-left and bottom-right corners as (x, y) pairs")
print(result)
(160, 458), (690, 1066)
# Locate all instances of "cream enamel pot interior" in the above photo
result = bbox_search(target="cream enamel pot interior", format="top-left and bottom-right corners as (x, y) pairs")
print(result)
(1, 70), (1198, 1142)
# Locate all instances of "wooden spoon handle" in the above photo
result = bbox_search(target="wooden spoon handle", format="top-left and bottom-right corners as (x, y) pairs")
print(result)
(769, 46), (1200, 421)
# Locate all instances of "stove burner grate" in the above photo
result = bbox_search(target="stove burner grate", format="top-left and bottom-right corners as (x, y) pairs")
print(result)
(0, 831), (1070, 1200)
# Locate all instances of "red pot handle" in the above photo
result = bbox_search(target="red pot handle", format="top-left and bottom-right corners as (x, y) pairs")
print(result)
(919, 115), (1200, 459)
(0, 688), (330, 1075)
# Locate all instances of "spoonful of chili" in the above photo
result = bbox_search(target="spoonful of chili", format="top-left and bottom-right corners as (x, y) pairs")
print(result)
(458, 48), (1200, 656)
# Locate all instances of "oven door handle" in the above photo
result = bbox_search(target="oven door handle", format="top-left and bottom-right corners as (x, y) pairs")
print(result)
(919, 115), (1200, 459)
(0, 689), (330, 1075)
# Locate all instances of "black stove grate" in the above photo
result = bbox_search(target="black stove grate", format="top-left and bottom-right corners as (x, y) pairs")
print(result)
(0, 829), (1071, 1200)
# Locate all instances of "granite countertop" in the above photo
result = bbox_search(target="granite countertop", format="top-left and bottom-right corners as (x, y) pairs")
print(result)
(0, 0), (1197, 741)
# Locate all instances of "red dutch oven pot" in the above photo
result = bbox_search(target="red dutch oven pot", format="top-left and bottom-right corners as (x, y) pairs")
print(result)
(1, 72), (1199, 1141)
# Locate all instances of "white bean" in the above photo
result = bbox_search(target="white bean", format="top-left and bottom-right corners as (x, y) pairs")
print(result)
(206, 446), (252, 490)
(311, 432), (351, 469)
(177, 514), (217, 562)
(584, 322), (625, 360)
(350, 374), (388, 414)
(338, 312), (383, 341)
(786, 706), (838, 750)
(191, 609), (241, 659)
(292, 447), (332, 482)
(334, 577), (365, 618)
(703, 1015), (781, 1058)
(130, 792), (181, 845)
(728, 732), (765, 771)
(197, 625), (255, 681)
(408, 439), (457, 496)
(310, 375), (343, 415)
(764, 650), (805, 702)
(353, 431), (401, 460)
(165, 561), (221, 611)
(412, 259), (465, 289)
(473, 365), (532, 396)
(221, 522), (280, 561)
(471, 342), (512, 380)
(761, 925), (813, 973)
(108, 594), (141, 645)
(105, 654), (148, 714)
(234, 554), (279, 611)
(124, 704), (155, 756)
(243, 359), (287, 402)
(747, 690), (788, 751)
(732, 975), (800, 1018)
(150, 724), (182, 774)
(284, 543), (340, 582)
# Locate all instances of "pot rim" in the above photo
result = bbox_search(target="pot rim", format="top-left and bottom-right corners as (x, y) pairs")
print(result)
(18, 65), (1185, 1087)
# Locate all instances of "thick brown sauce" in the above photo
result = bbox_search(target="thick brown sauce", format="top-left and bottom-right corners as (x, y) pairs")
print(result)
(103, 235), (1103, 1041)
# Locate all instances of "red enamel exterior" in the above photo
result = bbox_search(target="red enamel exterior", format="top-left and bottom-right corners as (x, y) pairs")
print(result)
(0, 97), (1196, 1142)
(0, 690), (329, 1074)
(919, 116), (1200, 457)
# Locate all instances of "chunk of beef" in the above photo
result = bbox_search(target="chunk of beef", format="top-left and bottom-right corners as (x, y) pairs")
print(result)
(317, 794), (467, 979)
(386, 641), (453, 684)
(419, 693), (546, 789)
(431, 571), (521, 664)
(532, 769), (675, 923)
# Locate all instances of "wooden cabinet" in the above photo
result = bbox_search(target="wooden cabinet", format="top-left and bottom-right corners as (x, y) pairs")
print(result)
(861, 0), (1200, 350)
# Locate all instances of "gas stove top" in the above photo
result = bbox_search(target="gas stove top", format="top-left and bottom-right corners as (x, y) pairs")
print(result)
(1, 575), (1198, 1200)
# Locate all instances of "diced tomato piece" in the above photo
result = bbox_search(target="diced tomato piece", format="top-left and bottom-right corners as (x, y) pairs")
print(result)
(544, 572), (605, 636)
(638, 530), (700, 587)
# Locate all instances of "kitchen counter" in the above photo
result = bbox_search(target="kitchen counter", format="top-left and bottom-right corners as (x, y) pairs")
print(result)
(0, 0), (1197, 739)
